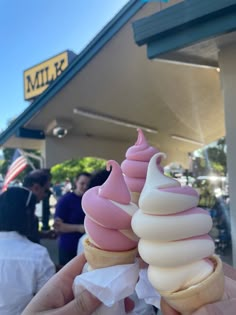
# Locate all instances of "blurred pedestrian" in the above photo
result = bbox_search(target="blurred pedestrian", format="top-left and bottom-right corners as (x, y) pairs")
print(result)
(62, 177), (72, 195)
(54, 172), (91, 266)
(0, 187), (55, 315)
(23, 169), (51, 202)
(53, 182), (63, 201)
(23, 169), (52, 243)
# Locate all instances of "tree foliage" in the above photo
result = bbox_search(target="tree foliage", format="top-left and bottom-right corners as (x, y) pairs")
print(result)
(192, 138), (227, 177)
(0, 137), (227, 185)
(206, 138), (227, 175)
(50, 157), (107, 183)
(0, 147), (107, 185)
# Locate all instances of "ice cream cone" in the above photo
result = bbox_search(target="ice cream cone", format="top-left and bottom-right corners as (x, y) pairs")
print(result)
(160, 255), (224, 315)
(83, 237), (138, 270)
(131, 192), (140, 206)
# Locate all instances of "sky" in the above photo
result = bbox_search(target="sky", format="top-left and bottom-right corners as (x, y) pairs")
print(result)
(0, 0), (130, 131)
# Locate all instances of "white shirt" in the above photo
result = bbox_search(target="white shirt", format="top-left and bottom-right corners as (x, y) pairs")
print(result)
(0, 232), (55, 315)
(63, 182), (72, 194)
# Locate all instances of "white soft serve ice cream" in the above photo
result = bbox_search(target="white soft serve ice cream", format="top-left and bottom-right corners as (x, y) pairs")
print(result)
(131, 152), (215, 293)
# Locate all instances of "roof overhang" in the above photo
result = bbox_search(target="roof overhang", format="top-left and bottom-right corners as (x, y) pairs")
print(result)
(133, 0), (236, 66)
(0, 0), (226, 167)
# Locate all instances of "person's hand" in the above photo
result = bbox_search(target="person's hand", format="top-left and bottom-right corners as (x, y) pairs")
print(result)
(160, 262), (236, 315)
(22, 254), (101, 315)
(160, 299), (180, 315)
(53, 217), (64, 233)
(53, 218), (85, 234)
(22, 253), (135, 315)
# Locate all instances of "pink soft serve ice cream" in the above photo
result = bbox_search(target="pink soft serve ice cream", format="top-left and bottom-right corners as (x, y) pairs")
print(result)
(82, 160), (138, 252)
(121, 128), (160, 204)
(132, 152), (216, 293)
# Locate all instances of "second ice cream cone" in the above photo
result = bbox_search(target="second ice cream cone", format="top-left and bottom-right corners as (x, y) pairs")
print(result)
(160, 255), (224, 315)
(83, 237), (138, 270)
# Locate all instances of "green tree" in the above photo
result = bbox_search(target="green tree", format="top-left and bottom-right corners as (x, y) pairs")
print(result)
(51, 157), (107, 183)
(206, 137), (227, 175)
(192, 137), (227, 177)
(0, 148), (15, 175)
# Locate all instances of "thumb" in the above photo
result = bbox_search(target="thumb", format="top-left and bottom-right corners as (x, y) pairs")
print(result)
(54, 290), (101, 315)
(161, 298), (181, 315)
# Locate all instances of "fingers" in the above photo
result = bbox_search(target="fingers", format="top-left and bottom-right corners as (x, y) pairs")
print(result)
(54, 218), (62, 225)
(54, 290), (101, 315)
(56, 254), (86, 281)
(22, 255), (100, 315)
(161, 298), (181, 315)
(30, 290), (101, 315)
(25, 254), (87, 310)
(124, 297), (135, 313)
(75, 290), (101, 315)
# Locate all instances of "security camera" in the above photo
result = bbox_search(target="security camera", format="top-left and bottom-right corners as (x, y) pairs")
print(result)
(46, 119), (72, 137)
(52, 127), (68, 138)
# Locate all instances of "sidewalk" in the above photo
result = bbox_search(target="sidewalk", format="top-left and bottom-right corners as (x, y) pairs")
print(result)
(41, 237), (59, 265)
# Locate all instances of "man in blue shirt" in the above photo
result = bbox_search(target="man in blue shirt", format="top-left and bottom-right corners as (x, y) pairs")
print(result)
(54, 172), (91, 266)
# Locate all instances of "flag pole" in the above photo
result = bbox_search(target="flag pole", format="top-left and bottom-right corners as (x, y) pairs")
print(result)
(18, 149), (36, 170)
(19, 149), (44, 169)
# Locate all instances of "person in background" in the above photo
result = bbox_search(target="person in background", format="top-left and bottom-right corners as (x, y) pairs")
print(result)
(23, 169), (51, 203)
(41, 188), (53, 232)
(54, 172), (91, 266)
(0, 187), (55, 315)
(62, 177), (72, 194)
(53, 182), (63, 201)
(23, 169), (52, 243)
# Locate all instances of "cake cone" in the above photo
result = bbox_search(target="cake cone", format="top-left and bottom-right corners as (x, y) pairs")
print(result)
(83, 237), (138, 270)
(160, 255), (224, 315)
(130, 192), (140, 206)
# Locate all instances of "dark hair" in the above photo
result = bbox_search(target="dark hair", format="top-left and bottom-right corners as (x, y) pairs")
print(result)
(23, 169), (51, 188)
(88, 169), (110, 189)
(0, 187), (37, 237)
(75, 172), (91, 181)
(41, 168), (52, 180)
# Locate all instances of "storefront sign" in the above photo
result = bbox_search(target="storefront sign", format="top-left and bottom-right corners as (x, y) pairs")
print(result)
(24, 51), (76, 100)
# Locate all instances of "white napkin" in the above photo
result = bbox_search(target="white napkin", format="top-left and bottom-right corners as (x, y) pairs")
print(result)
(135, 268), (161, 309)
(73, 261), (139, 315)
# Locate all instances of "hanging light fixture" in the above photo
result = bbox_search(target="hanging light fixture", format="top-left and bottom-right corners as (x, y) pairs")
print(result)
(73, 108), (158, 134)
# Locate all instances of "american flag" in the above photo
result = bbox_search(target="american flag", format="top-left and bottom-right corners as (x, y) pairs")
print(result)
(2, 149), (28, 192)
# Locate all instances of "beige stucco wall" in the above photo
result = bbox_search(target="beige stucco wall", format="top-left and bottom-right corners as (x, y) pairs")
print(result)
(42, 136), (130, 167)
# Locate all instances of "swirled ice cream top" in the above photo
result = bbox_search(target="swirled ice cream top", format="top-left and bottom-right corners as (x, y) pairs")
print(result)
(139, 152), (199, 214)
(121, 128), (160, 193)
(82, 160), (138, 251)
(125, 128), (158, 161)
